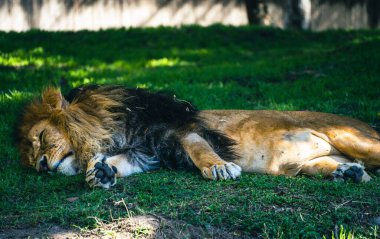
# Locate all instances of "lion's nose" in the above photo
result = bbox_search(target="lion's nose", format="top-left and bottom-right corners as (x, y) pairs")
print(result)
(39, 155), (49, 171)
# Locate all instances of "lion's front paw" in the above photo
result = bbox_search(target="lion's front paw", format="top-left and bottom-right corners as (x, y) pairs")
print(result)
(332, 163), (371, 183)
(202, 162), (241, 180)
(86, 160), (117, 189)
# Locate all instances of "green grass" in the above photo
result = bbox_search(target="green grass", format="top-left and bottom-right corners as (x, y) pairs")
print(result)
(1, 25), (380, 238)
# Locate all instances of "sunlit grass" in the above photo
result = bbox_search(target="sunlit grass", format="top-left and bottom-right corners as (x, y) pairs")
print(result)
(0, 47), (76, 69)
(145, 57), (194, 68)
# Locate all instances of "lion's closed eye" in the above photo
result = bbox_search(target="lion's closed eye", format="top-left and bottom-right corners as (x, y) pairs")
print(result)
(38, 129), (46, 143)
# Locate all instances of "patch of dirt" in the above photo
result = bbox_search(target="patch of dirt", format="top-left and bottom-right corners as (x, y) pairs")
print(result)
(0, 225), (77, 239)
(0, 215), (252, 239)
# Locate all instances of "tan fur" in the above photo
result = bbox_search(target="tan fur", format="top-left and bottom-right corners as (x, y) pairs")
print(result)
(300, 156), (349, 175)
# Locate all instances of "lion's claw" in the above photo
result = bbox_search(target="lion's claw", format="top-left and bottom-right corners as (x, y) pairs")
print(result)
(202, 162), (241, 180)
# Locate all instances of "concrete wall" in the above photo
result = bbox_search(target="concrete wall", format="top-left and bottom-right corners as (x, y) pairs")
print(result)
(310, 1), (375, 30)
(0, 0), (378, 32)
(0, 0), (248, 31)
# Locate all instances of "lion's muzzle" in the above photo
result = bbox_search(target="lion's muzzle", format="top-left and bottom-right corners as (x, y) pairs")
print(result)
(37, 155), (49, 172)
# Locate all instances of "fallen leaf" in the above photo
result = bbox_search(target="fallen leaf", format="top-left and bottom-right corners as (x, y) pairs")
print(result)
(66, 197), (79, 202)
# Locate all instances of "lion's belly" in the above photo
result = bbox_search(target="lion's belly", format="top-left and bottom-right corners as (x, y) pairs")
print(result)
(199, 110), (340, 175)
(234, 130), (338, 175)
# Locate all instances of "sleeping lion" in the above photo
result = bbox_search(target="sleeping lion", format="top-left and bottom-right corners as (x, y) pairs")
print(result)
(18, 85), (380, 188)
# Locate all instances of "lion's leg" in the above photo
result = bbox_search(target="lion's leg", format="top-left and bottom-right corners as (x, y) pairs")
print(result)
(181, 133), (241, 180)
(105, 154), (147, 177)
(321, 128), (380, 170)
(300, 155), (371, 183)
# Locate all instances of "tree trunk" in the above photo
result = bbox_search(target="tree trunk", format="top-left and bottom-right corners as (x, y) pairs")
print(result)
(244, 0), (261, 25)
(286, 0), (303, 29)
(367, 0), (380, 29)
(286, 0), (311, 30)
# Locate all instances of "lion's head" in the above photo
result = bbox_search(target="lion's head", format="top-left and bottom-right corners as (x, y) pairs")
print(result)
(18, 88), (81, 175)
(23, 119), (79, 175)
(18, 86), (126, 175)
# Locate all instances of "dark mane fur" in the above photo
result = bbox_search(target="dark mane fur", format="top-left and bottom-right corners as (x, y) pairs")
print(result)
(65, 85), (238, 170)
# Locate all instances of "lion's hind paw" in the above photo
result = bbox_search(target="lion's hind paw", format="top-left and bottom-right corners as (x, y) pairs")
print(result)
(332, 163), (371, 183)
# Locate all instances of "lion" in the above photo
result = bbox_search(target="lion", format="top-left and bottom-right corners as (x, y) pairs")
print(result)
(18, 85), (380, 188)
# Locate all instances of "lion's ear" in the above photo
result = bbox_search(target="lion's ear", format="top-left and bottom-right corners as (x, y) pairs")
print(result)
(42, 87), (68, 109)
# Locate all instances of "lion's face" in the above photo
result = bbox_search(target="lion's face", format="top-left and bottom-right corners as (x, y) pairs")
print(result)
(26, 120), (81, 175)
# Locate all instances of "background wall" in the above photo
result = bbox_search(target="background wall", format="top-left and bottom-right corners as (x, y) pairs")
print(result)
(0, 0), (379, 31)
